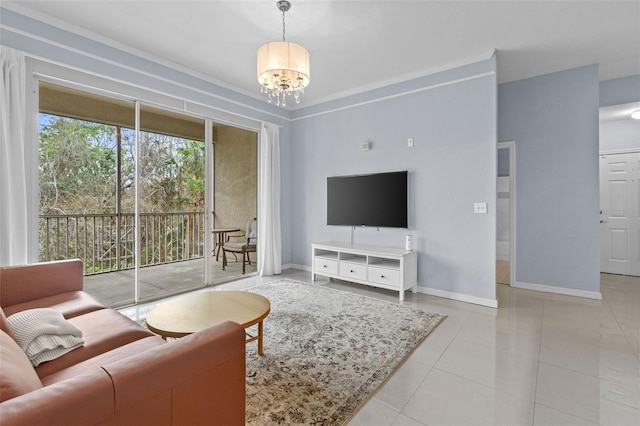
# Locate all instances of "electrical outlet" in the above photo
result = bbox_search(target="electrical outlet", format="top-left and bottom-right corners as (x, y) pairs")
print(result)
(474, 202), (487, 214)
(407, 138), (414, 147)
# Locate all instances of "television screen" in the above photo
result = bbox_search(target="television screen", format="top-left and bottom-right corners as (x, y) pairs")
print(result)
(327, 171), (408, 228)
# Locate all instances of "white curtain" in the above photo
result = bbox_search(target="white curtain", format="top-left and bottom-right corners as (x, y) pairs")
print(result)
(0, 47), (28, 266)
(257, 122), (282, 275)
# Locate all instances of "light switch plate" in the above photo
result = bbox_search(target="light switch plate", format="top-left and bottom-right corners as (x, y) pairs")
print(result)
(474, 202), (487, 214)
(407, 138), (414, 147)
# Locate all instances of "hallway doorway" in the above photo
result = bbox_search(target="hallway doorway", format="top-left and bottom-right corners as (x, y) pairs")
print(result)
(497, 141), (516, 286)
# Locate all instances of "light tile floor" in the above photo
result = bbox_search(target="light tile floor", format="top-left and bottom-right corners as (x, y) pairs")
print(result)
(120, 270), (639, 426)
(350, 272), (640, 426)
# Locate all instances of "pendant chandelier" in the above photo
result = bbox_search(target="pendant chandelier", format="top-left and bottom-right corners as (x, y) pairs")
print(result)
(257, 1), (310, 107)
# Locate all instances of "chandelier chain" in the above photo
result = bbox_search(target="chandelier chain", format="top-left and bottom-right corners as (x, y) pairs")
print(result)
(282, 8), (286, 42)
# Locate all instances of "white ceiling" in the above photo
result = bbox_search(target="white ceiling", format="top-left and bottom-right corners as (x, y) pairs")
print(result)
(4, 1), (640, 109)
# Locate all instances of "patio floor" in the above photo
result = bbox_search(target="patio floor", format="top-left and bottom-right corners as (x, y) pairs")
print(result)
(84, 255), (257, 308)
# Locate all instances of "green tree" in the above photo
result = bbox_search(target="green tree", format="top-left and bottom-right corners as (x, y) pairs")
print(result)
(118, 132), (205, 213)
(39, 115), (117, 214)
(177, 140), (205, 208)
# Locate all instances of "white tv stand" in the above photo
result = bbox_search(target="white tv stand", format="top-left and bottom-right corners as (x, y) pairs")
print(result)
(312, 241), (418, 301)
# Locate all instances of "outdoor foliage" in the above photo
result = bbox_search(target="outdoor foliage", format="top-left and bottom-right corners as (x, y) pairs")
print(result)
(39, 115), (118, 214)
(38, 114), (205, 215)
(39, 114), (206, 271)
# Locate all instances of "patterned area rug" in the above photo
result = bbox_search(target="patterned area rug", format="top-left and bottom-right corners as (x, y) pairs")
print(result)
(244, 279), (445, 425)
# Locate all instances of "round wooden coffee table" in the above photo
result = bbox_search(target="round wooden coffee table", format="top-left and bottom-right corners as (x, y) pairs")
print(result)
(146, 291), (270, 355)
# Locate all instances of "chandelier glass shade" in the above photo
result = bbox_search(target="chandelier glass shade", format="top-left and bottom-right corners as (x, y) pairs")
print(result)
(257, 1), (309, 107)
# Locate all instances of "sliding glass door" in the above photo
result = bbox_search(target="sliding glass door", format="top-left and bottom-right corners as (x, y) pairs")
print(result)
(137, 105), (206, 301)
(37, 79), (263, 305)
(38, 82), (137, 306)
(38, 82), (207, 306)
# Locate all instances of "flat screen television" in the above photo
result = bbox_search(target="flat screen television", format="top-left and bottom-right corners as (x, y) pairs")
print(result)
(327, 171), (408, 228)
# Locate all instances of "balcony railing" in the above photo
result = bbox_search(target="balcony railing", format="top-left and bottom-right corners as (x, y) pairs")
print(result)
(39, 212), (205, 275)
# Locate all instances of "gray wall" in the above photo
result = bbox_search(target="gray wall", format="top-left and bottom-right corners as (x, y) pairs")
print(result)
(288, 59), (498, 304)
(498, 65), (600, 293)
(279, 126), (293, 266)
(600, 75), (640, 107)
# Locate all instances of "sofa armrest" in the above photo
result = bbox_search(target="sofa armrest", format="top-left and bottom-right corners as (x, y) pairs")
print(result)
(102, 321), (246, 425)
(0, 259), (84, 308)
(0, 370), (114, 426)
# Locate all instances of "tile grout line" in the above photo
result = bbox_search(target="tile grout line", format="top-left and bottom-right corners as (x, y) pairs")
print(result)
(531, 292), (548, 425)
(600, 275), (640, 360)
(537, 285), (640, 418)
(390, 294), (475, 424)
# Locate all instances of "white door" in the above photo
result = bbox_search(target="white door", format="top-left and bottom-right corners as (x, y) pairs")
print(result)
(600, 152), (640, 276)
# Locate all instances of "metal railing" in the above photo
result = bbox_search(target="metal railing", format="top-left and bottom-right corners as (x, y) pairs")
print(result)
(39, 212), (205, 275)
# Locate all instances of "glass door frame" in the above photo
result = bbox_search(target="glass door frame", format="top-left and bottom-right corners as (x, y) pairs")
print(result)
(204, 118), (214, 286)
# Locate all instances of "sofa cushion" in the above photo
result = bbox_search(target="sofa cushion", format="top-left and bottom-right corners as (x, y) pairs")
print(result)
(0, 307), (16, 340)
(34, 308), (155, 378)
(7, 308), (84, 367)
(41, 335), (166, 385)
(0, 330), (43, 402)
(0, 259), (84, 307)
(2, 291), (105, 319)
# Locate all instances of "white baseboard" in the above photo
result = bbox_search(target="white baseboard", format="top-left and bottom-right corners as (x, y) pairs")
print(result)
(417, 286), (498, 308)
(282, 263), (498, 308)
(285, 264), (498, 308)
(512, 281), (602, 300)
(284, 264), (602, 304)
(283, 263), (309, 271)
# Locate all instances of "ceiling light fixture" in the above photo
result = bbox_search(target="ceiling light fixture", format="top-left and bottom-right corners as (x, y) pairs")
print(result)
(631, 110), (640, 120)
(257, 0), (310, 107)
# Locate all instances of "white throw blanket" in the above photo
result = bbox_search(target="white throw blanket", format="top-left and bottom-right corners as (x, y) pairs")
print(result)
(7, 308), (84, 367)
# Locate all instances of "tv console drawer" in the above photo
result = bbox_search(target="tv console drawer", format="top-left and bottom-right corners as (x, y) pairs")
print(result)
(368, 266), (400, 287)
(314, 257), (338, 275)
(339, 263), (367, 281)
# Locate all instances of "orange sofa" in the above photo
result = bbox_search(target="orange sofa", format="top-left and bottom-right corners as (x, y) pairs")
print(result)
(0, 259), (245, 425)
